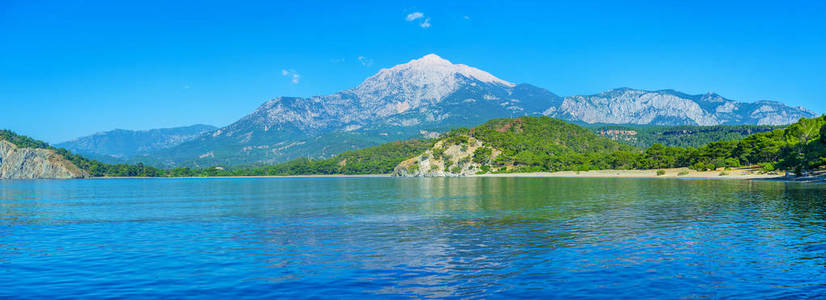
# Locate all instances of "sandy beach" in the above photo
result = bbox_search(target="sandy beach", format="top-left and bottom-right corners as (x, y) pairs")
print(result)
(476, 167), (826, 183)
(94, 167), (826, 183)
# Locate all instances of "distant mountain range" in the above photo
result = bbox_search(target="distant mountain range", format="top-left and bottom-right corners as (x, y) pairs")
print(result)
(61, 54), (817, 167)
(57, 125), (216, 163)
(547, 88), (813, 126)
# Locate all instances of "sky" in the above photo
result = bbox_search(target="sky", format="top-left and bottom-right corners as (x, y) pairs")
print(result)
(1, 0), (825, 143)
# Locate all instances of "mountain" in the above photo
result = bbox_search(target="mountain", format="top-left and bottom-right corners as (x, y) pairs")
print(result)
(57, 124), (216, 162)
(151, 54), (561, 167)
(545, 88), (815, 126)
(0, 130), (87, 179)
(147, 54), (815, 167)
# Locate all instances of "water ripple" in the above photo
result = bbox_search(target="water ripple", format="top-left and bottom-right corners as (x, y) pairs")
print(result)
(0, 178), (825, 298)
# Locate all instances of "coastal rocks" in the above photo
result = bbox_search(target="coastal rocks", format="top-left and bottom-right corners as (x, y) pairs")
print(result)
(393, 136), (499, 177)
(0, 140), (87, 179)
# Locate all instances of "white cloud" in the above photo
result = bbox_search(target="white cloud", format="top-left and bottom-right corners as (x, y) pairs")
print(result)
(358, 56), (373, 67)
(406, 12), (424, 21)
(463, 15), (470, 20)
(183, 85), (191, 89)
(420, 17), (431, 28)
(406, 12), (430, 28)
(281, 69), (300, 84)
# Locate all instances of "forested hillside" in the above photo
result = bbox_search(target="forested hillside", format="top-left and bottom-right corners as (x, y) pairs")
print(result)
(178, 139), (437, 176)
(591, 124), (783, 148)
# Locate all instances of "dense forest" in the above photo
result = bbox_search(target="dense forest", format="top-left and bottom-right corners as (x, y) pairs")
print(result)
(2, 115), (825, 177)
(589, 124), (783, 148)
(174, 139), (436, 177)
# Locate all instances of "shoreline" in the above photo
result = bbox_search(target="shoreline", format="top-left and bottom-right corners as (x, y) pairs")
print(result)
(87, 167), (826, 183)
(474, 167), (826, 183)
(475, 167), (779, 180)
(95, 174), (392, 179)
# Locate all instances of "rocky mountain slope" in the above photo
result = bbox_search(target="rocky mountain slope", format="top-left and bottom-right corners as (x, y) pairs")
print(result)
(545, 88), (814, 126)
(150, 54), (561, 167)
(143, 54), (814, 167)
(0, 140), (87, 179)
(57, 124), (216, 162)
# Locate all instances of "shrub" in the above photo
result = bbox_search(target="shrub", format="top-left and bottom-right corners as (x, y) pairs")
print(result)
(760, 162), (776, 173)
(678, 170), (689, 176)
(821, 124), (826, 144)
(724, 158), (741, 168)
(479, 165), (491, 174)
(472, 147), (493, 164)
(457, 157), (470, 167)
(690, 162), (714, 171)
(431, 148), (445, 160)
(656, 170), (666, 176)
(719, 171), (729, 176)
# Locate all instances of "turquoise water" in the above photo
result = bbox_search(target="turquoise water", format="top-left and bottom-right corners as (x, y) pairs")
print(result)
(1, 177), (825, 298)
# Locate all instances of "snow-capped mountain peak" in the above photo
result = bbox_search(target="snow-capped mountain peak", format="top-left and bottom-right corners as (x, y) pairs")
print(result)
(389, 53), (513, 87)
(347, 54), (514, 110)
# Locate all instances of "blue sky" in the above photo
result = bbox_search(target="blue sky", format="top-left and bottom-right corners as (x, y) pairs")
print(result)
(1, 0), (825, 143)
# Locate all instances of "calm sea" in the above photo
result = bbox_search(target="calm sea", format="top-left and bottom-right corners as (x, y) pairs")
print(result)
(1, 177), (825, 298)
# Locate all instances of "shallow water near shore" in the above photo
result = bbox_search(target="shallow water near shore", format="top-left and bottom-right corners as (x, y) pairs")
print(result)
(1, 177), (825, 298)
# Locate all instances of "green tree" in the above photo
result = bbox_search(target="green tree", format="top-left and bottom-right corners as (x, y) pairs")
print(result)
(821, 124), (826, 144)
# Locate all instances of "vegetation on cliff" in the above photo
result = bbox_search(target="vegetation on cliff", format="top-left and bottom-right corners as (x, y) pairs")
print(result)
(1, 130), (53, 149)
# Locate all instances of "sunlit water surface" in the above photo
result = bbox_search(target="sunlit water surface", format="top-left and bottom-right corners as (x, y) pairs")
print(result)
(1, 177), (826, 298)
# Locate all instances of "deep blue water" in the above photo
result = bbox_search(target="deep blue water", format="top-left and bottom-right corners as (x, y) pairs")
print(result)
(1, 177), (826, 298)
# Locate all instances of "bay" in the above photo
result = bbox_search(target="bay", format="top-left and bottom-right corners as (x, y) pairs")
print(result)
(1, 177), (825, 298)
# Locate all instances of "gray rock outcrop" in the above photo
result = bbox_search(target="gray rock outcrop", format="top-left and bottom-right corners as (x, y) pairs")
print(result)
(393, 137), (499, 177)
(0, 140), (87, 179)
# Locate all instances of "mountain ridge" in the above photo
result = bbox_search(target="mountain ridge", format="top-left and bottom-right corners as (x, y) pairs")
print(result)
(57, 124), (216, 162)
(94, 54), (815, 167)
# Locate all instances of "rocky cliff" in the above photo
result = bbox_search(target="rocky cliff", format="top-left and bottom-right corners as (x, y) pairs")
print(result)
(0, 140), (87, 179)
(393, 137), (500, 177)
